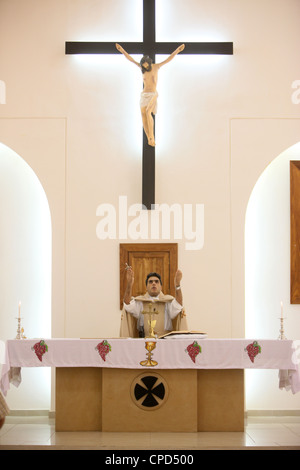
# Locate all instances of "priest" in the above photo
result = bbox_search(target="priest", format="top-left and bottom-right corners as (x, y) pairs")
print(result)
(120, 267), (187, 337)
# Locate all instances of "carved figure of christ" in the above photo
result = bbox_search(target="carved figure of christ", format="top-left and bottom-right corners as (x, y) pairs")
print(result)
(115, 43), (185, 147)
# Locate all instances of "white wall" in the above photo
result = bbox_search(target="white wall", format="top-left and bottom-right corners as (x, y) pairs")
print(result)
(245, 143), (300, 410)
(246, 143), (300, 342)
(0, 143), (51, 410)
(0, 0), (299, 411)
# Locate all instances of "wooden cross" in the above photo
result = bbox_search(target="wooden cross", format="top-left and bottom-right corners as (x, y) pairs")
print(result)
(65, 0), (233, 209)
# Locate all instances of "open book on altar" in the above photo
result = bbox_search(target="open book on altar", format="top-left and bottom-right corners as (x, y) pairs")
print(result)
(159, 330), (207, 339)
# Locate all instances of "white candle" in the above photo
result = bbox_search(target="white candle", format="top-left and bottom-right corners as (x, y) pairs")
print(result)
(18, 301), (21, 319)
(280, 301), (283, 319)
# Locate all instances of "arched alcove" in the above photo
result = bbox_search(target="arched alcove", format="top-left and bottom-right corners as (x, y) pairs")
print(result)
(245, 142), (300, 411)
(0, 142), (52, 410)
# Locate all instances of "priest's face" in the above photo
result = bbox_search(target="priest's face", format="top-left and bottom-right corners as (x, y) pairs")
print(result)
(146, 276), (162, 296)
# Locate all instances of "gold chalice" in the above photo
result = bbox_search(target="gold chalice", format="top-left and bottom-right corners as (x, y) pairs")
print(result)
(140, 340), (158, 367)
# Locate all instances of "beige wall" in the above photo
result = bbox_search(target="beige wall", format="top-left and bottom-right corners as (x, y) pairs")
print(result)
(0, 0), (300, 410)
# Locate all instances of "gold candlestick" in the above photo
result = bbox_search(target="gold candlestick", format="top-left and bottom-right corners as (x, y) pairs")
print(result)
(278, 316), (287, 340)
(278, 301), (287, 340)
(15, 318), (26, 339)
(15, 302), (26, 340)
(15, 316), (21, 340)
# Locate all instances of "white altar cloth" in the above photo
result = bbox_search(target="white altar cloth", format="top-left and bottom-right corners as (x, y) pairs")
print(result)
(1, 338), (300, 396)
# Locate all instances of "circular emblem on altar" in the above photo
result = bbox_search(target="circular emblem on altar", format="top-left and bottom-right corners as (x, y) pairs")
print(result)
(130, 372), (169, 411)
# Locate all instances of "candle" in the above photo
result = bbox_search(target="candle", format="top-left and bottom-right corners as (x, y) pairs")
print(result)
(18, 301), (21, 319)
(280, 301), (283, 319)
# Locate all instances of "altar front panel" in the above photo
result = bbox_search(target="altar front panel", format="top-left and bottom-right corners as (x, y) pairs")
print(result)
(55, 367), (244, 432)
(102, 368), (198, 432)
(56, 367), (102, 432)
(197, 369), (244, 432)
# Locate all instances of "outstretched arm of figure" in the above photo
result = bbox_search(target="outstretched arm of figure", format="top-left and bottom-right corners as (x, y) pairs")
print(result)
(157, 44), (185, 68)
(116, 43), (140, 67)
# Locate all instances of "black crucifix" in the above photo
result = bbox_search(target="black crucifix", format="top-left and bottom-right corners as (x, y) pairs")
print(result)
(66, 0), (233, 209)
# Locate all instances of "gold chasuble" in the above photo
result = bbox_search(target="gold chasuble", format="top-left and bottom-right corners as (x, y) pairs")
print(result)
(120, 292), (188, 338)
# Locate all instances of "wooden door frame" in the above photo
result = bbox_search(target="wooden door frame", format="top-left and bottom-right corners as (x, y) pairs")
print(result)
(290, 161), (300, 304)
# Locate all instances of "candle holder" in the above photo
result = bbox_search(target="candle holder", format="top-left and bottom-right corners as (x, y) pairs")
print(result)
(15, 317), (26, 340)
(278, 316), (287, 340)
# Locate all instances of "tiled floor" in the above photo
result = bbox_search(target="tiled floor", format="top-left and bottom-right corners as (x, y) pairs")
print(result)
(0, 415), (300, 450)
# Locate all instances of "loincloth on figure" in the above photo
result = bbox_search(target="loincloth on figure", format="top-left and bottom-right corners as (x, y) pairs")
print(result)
(140, 91), (158, 114)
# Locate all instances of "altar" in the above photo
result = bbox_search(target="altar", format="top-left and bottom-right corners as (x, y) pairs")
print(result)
(1, 338), (299, 432)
